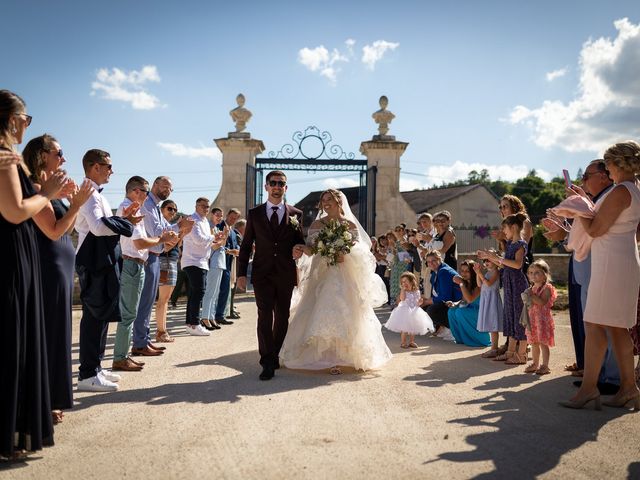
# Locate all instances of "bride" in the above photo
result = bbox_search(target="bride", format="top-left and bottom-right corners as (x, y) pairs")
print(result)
(280, 189), (392, 374)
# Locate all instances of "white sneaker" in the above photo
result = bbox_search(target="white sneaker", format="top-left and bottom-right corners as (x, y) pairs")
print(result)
(186, 324), (210, 336)
(99, 369), (121, 383)
(77, 374), (118, 392)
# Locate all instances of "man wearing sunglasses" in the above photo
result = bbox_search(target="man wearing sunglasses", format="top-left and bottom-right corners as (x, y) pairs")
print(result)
(75, 149), (143, 392)
(112, 177), (178, 370)
(544, 159), (619, 395)
(237, 170), (305, 380)
(133, 176), (194, 355)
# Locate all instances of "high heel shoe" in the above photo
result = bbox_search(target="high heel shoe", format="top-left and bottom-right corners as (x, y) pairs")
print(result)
(200, 319), (215, 331)
(559, 392), (602, 410)
(602, 391), (640, 411)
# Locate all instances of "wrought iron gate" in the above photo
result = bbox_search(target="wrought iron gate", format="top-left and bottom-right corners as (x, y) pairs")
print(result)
(245, 126), (377, 234)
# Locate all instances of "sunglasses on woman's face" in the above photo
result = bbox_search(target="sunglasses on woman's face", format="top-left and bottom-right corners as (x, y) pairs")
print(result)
(166, 207), (177, 213)
(50, 149), (63, 158)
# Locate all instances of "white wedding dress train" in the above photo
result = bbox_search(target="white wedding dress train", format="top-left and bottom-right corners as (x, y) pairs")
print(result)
(280, 227), (392, 371)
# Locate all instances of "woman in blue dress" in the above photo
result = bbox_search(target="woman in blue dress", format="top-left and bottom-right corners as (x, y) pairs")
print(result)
(448, 260), (490, 347)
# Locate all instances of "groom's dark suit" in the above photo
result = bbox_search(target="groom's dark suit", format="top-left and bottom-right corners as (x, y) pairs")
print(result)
(238, 203), (304, 368)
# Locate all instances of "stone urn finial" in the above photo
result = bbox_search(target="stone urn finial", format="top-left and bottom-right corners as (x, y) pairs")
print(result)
(372, 95), (396, 141)
(229, 93), (252, 138)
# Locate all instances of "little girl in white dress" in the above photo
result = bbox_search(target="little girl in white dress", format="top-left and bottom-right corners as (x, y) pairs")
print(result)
(385, 272), (434, 348)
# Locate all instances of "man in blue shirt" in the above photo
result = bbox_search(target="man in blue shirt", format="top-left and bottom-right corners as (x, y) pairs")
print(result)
(422, 250), (461, 338)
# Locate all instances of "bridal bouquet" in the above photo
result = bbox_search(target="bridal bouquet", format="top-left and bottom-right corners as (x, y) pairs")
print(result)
(312, 219), (355, 266)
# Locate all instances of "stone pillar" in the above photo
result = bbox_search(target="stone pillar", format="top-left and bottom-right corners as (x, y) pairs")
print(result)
(211, 94), (265, 213)
(360, 96), (414, 234)
(211, 136), (264, 212)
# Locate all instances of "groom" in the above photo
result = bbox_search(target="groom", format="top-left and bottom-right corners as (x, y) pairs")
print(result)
(237, 171), (305, 380)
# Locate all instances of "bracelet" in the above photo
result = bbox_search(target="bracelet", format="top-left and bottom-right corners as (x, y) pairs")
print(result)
(498, 257), (504, 266)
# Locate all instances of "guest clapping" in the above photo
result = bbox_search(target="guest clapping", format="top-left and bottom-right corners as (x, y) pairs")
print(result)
(448, 260), (488, 347)
(474, 257), (503, 357)
(22, 134), (93, 424)
(561, 141), (640, 410)
(523, 260), (556, 376)
(479, 213), (530, 365)
(0, 90), (67, 460)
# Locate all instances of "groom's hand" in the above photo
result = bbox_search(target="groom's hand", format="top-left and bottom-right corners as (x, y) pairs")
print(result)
(292, 244), (305, 259)
(236, 276), (247, 292)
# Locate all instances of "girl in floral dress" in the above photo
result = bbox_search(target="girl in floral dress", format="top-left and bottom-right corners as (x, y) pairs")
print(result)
(478, 213), (530, 365)
(524, 260), (557, 375)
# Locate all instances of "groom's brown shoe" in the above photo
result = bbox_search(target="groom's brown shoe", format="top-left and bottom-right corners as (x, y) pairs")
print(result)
(259, 366), (275, 381)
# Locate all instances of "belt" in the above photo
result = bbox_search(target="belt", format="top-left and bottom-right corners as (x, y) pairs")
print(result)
(123, 255), (146, 265)
(148, 251), (160, 256)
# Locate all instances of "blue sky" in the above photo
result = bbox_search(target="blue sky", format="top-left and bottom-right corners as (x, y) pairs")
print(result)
(3, 0), (639, 212)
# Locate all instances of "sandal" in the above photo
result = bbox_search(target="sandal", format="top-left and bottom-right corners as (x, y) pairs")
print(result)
(536, 365), (551, 375)
(481, 349), (498, 358)
(408, 342), (418, 348)
(494, 351), (514, 362)
(329, 367), (342, 375)
(496, 342), (509, 356)
(524, 363), (539, 373)
(505, 352), (527, 365)
(155, 331), (175, 343)
(52, 410), (64, 424)
(564, 362), (580, 372)
(400, 343), (409, 349)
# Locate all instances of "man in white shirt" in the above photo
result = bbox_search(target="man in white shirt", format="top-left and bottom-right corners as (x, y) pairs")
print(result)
(112, 176), (177, 372)
(181, 197), (216, 336)
(75, 149), (142, 392)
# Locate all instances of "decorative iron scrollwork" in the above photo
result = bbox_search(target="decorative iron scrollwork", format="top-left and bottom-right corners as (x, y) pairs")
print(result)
(267, 126), (356, 161)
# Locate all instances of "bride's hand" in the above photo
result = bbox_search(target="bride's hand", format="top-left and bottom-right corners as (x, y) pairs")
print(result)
(336, 253), (345, 263)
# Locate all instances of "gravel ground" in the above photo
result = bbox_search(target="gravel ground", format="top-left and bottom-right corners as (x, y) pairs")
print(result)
(2, 294), (639, 479)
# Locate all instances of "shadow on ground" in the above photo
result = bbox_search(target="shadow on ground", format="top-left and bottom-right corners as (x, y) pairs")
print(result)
(421, 373), (638, 478)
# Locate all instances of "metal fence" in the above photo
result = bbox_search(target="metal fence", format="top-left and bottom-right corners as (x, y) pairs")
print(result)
(455, 227), (499, 253)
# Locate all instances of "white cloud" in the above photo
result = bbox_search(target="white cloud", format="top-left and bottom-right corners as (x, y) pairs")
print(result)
(157, 142), (221, 161)
(509, 18), (640, 153)
(345, 38), (356, 56)
(402, 161), (553, 190)
(361, 40), (399, 70)
(546, 67), (568, 82)
(91, 65), (163, 110)
(321, 177), (359, 189)
(298, 45), (349, 85)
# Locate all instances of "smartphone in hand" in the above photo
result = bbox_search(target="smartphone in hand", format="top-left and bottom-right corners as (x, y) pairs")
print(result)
(563, 169), (572, 188)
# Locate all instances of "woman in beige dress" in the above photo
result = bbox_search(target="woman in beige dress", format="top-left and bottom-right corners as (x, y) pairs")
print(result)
(561, 141), (640, 410)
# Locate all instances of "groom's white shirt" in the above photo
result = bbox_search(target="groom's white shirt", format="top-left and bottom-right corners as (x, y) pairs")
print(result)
(266, 200), (285, 223)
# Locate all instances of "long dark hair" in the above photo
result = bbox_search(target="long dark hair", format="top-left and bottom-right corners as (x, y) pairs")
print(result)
(459, 260), (478, 291)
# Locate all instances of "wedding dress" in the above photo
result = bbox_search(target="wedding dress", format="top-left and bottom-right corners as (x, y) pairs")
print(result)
(280, 194), (392, 371)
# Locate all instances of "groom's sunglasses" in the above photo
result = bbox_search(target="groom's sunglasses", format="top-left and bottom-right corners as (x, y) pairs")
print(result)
(268, 180), (286, 187)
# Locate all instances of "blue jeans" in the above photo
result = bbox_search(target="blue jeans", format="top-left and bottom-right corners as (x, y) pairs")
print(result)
(114, 259), (145, 360)
(201, 267), (224, 320)
(133, 254), (160, 349)
(184, 266), (207, 325)
(215, 269), (231, 320)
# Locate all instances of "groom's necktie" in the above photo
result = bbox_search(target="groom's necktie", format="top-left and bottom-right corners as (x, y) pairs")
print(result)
(270, 206), (280, 229)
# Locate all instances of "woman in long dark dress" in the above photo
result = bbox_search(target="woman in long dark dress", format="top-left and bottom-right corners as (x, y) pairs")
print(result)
(22, 134), (93, 425)
(0, 90), (67, 460)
